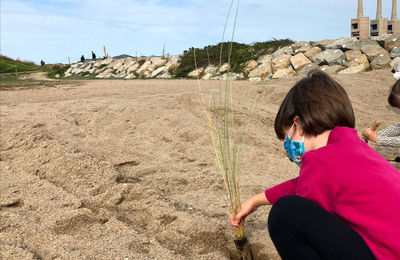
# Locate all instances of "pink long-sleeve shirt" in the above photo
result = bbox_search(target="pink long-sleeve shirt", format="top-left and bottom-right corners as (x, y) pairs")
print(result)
(265, 126), (400, 259)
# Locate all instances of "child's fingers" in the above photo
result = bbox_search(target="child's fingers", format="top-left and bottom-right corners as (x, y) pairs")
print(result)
(228, 215), (239, 227)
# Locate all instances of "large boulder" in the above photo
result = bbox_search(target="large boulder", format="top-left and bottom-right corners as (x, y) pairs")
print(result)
(148, 58), (167, 72)
(390, 46), (400, 58)
(272, 54), (292, 71)
(136, 60), (152, 76)
(384, 33), (400, 51)
(272, 67), (296, 79)
(310, 39), (334, 50)
(257, 55), (270, 63)
(341, 39), (379, 51)
(248, 61), (273, 79)
(370, 53), (391, 70)
(127, 63), (140, 74)
(125, 73), (137, 79)
(304, 47), (322, 59)
(202, 73), (214, 80)
(360, 45), (390, 61)
(110, 59), (125, 70)
(221, 73), (244, 80)
(345, 49), (363, 61)
(326, 37), (357, 49)
(298, 63), (320, 76)
(218, 63), (230, 74)
(204, 65), (218, 74)
(338, 65), (366, 74)
(390, 57), (400, 71)
(320, 65), (345, 74)
(271, 46), (294, 59)
(243, 60), (259, 75)
(187, 68), (204, 78)
(157, 72), (172, 79)
(346, 54), (370, 71)
(291, 41), (311, 53)
(151, 66), (167, 78)
(290, 53), (312, 71)
(164, 55), (180, 72)
(312, 49), (346, 66)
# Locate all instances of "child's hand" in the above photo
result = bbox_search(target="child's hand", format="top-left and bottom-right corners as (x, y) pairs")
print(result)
(229, 199), (257, 227)
(228, 192), (270, 227)
(362, 128), (378, 142)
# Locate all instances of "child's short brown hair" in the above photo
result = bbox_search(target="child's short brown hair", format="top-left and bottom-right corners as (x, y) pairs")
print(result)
(388, 80), (400, 108)
(274, 70), (355, 140)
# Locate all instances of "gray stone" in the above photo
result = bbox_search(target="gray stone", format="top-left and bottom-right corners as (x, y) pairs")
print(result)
(326, 37), (357, 49)
(272, 67), (296, 79)
(304, 47), (322, 59)
(151, 66), (166, 78)
(390, 46), (400, 58)
(384, 33), (400, 51)
(298, 63), (319, 76)
(361, 45), (390, 62)
(248, 61), (273, 79)
(370, 53), (391, 70)
(271, 46), (294, 59)
(342, 39), (379, 51)
(390, 57), (400, 71)
(312, 49), (346, 66)
(320, 65), (345, 74)
(310, 39), (334, 50)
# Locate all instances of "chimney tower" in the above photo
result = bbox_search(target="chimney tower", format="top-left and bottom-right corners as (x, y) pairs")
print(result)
(389, 0), (400, 34)
(351, 0), (370, 39)
(370, 0), (388, 36)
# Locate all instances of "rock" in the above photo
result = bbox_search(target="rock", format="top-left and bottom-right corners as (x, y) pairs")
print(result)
(127, 63), (140, 74)
(136, 60), (152, 76)
(64, 72), (71, 77)
(361, 45), (390, 62)
(338, 65), (366, 74)
(312, 49), (346, 66)
(384, 33), (400, 51)
(88, 67), (96, 74)
(310, 39), (334, 50)
(123, 60), (137, 71)
(346, 54), (370, 71)
(142, 71), (152, 79)
(188, 68), (204, 78)
(111, 59), (125, 70)
(390, 57), (400, 71)
(292, 41), (311, 53)
(243, 60), (259, 75)
(204, 65), (218, 74)
(157, 72), (172, 79)
(320, 65), (345, 74)
(151, 66), (166, 78)
(202, 73), (214, 80)
(96, 69), (113, 78)
(55, 74), (60, 78)
(326, 37), (357, 49)
(220, 73), (244, 80)
(371, 34), (392, 46)
(257, 55), (270, 63)
(104, 73), (115, 79)
(298, 63), (319, 76)
(290, 53), (312, 71)
(272, 67), (297, 79)
(148, 58), (167, 72)
(345, 49), (363, 61)
(218, 63), (230, 74)
(341, 39), (379, 51)
(164, 55), (180, 72)
(211, 75), (221, 80)
(125, 73), (137, 79)
(249, 77), (262, 81)
(100, 58), (113, 66)
(390, 46), (400, 58)
(248, 61), (273, 79)
(304, 47), (322, 59)
(272, 54), (292, 71)
(0, 198), (21, 207)
(271, 46), (294, 59)
(370, 53), (391, 70)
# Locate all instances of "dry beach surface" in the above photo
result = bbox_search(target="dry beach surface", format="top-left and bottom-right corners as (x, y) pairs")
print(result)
(1, 70), (399, 259)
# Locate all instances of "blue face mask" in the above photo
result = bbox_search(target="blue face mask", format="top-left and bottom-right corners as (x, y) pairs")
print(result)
(284, 124), (306, 167)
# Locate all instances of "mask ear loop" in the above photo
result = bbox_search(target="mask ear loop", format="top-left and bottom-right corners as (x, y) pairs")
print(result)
(288, 123), (295, 139)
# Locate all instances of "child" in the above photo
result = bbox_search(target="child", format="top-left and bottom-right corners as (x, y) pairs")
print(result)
(229, 71), (400, 259)
(362, 80), (400, 147)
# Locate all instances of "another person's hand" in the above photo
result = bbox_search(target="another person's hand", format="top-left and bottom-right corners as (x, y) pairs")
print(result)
(362, 128), (378, 142)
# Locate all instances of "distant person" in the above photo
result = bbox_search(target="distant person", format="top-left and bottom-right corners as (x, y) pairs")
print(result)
(40, 60), (45, 66)
(363, 80), (400, 147)
(91, 51), (96, 60)
(81, 55), (85, 62)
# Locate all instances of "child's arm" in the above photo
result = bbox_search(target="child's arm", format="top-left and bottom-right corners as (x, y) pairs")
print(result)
(229, 192), (270, 227)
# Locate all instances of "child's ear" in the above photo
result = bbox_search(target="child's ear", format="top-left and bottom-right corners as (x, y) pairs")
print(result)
(293, 116), (305, 136)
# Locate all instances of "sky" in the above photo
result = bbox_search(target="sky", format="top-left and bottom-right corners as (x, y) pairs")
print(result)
(1, 0), (398, 64)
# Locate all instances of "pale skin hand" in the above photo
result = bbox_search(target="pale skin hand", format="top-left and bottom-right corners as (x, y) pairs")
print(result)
(362, 128), (378, 142)
(229, 192), (270, 227)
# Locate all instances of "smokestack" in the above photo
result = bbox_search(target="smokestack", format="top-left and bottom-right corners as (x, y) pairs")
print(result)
(377, 0), (383, 19)
(392, 0), (398, 20)
(358, 0), (364, 18)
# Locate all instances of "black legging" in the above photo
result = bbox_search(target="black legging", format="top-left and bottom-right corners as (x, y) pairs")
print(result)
(268, 195), (376, 260)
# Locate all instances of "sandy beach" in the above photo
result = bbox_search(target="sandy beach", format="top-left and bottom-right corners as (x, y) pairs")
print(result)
(1, 70), (399, 259)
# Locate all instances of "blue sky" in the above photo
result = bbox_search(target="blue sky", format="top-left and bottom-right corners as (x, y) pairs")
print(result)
(1, 0), (398, 64)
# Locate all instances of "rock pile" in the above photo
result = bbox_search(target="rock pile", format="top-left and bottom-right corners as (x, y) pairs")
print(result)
(64, 34), (400, 80)
(64, 55), (180, 79)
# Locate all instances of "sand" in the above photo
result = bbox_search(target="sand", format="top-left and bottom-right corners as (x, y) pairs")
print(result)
(1, 70), (399, 260)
